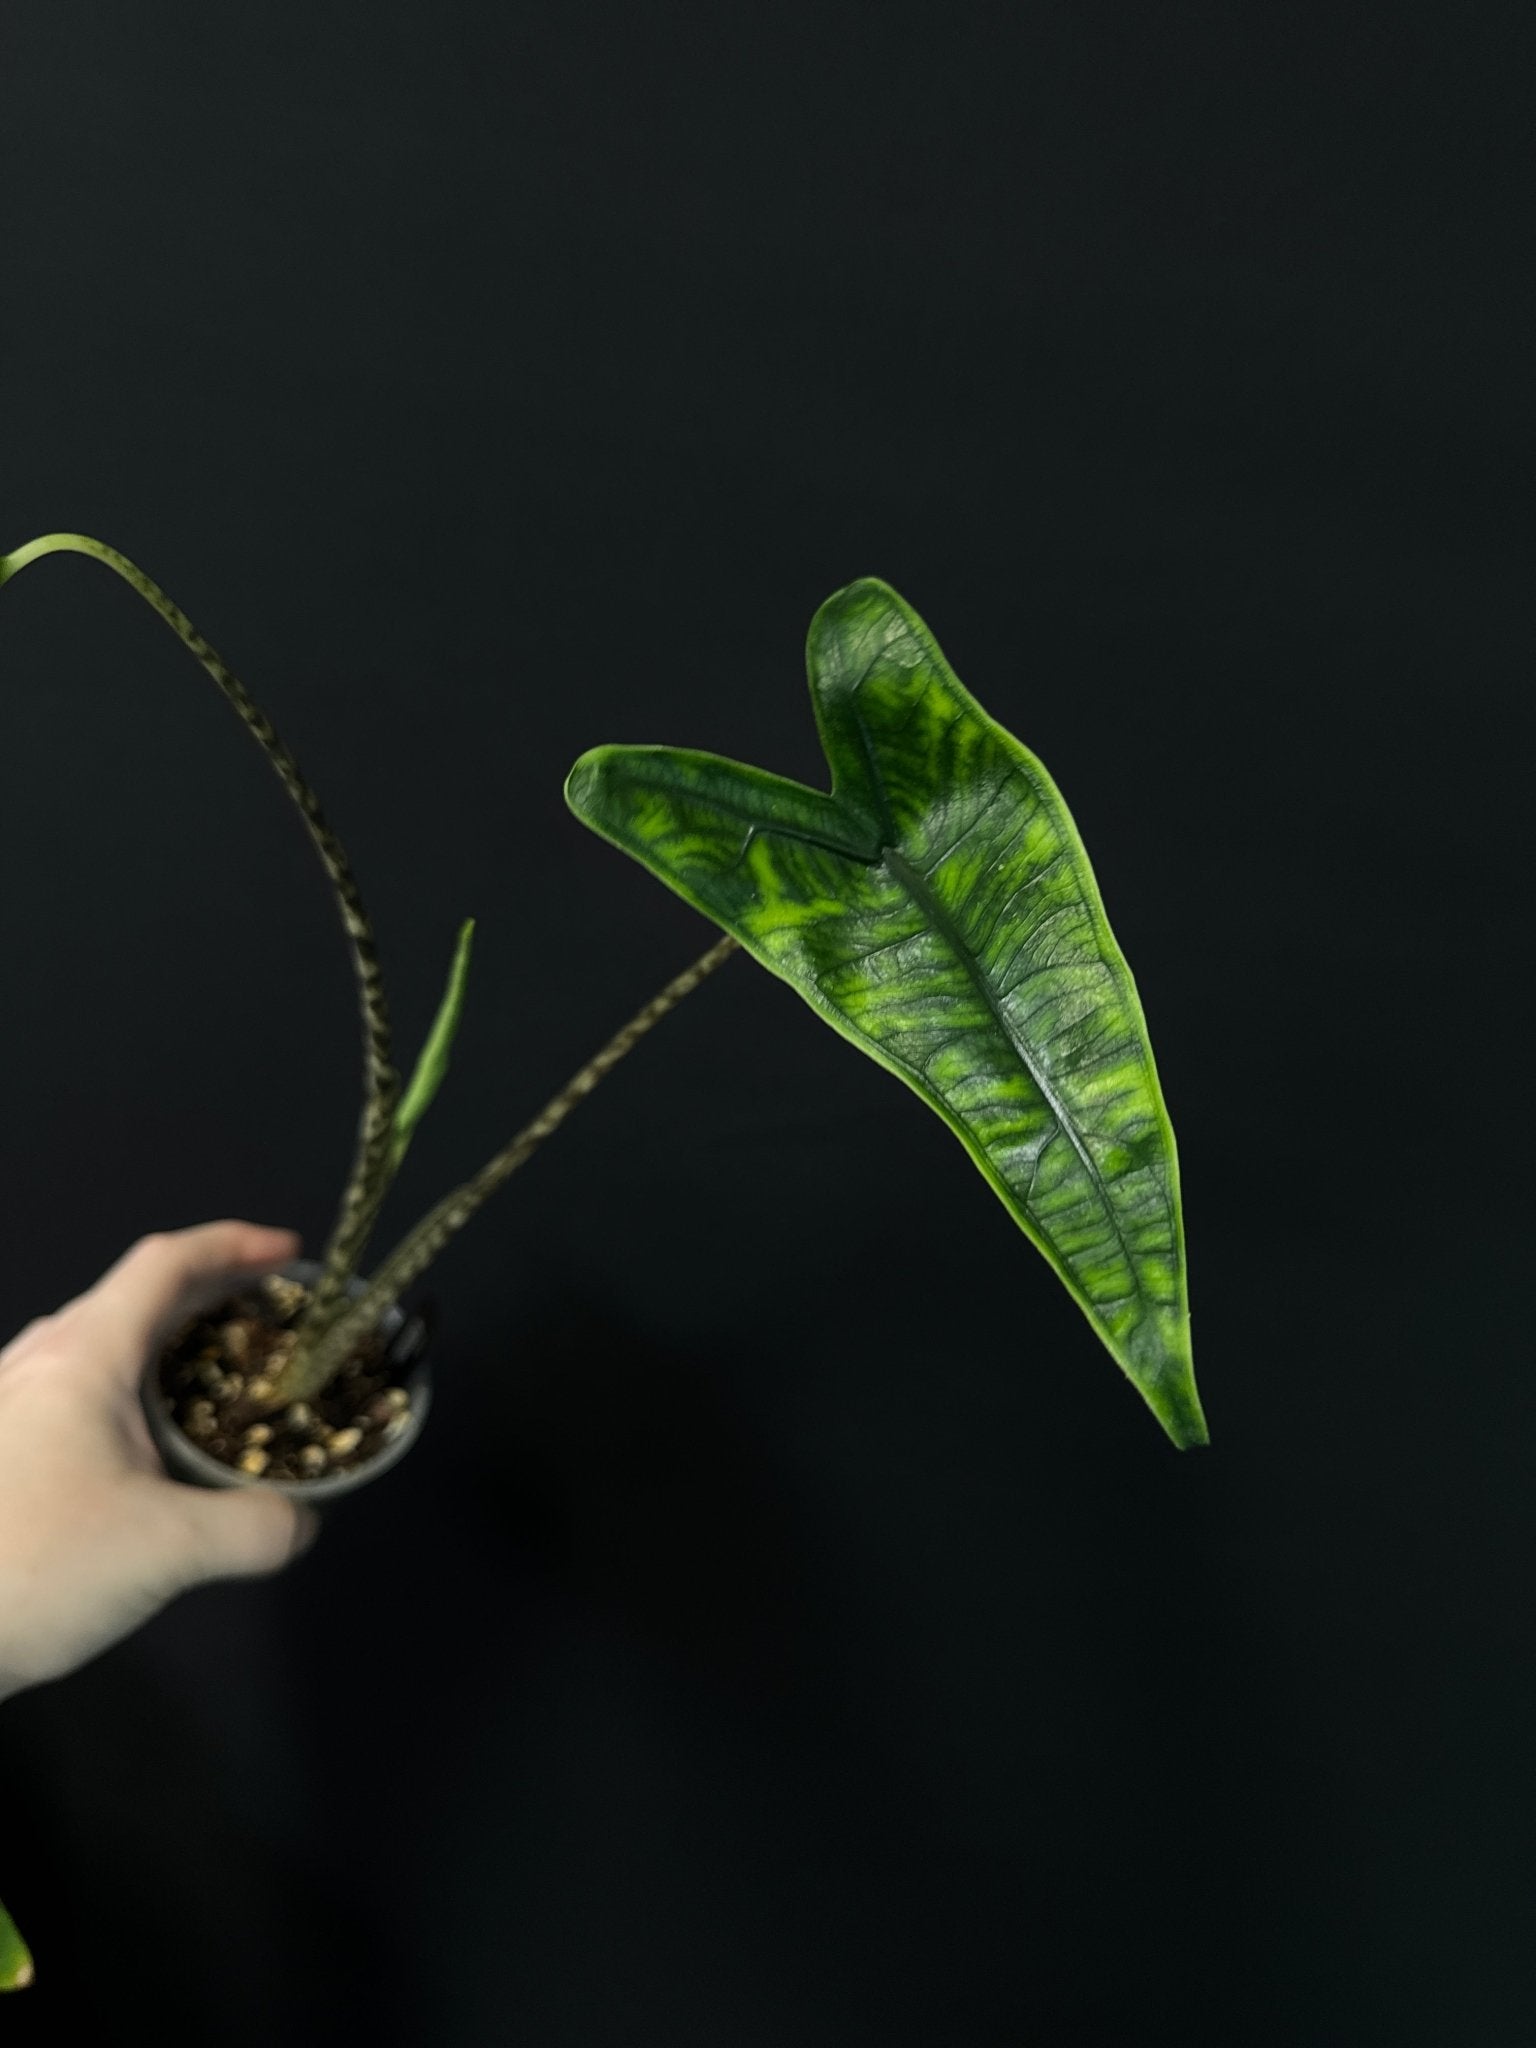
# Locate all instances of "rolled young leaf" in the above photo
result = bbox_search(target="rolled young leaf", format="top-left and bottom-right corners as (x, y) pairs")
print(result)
(565, 578), (1204, 1448)
(249, 932), (741, 1407)
(390, 917), (477, 1175)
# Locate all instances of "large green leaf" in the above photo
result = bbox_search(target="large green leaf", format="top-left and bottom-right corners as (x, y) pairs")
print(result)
(565, 578), (1204, 1447)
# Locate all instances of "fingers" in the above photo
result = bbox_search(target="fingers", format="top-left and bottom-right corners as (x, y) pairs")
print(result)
(166, 1484), (323, 1587)
(73, 1222), (303, 1385)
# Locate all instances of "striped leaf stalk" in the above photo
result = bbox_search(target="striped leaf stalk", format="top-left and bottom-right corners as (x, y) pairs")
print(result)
(260, 930), (740, 1401)
(0, 536), (736, 1417)
(0, 534), (405, 1372)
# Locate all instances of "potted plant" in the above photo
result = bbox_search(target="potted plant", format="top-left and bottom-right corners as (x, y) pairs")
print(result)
(0, 534), (1203, 1986)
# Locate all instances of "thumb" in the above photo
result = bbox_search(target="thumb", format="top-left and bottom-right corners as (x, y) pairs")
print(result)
(76, 1220), (303, 1387)
(172, 1486), (323, 1586)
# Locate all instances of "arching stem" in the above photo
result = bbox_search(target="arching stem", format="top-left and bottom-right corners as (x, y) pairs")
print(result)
(1, 534), (402, 1347)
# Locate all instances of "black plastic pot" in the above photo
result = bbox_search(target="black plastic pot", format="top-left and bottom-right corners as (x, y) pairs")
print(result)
(140, 1258), (435, 1503)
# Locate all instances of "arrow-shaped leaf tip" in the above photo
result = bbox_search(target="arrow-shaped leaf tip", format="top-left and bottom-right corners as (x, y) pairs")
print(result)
(1154, 1381), (1210, 1451)
(1135, 1336), (1208, 1450)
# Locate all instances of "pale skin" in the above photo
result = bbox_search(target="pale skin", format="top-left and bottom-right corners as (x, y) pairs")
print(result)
(0, 1221), (321, 1704)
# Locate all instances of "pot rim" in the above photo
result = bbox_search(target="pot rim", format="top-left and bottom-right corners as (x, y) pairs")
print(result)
(139, 1258), (434, 1502)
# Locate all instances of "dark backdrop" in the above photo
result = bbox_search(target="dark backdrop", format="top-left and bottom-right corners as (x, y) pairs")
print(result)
(0, 5), (1527, 2043)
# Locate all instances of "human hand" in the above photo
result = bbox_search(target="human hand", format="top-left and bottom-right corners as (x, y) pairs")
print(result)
(0, 1221), (322, 1704)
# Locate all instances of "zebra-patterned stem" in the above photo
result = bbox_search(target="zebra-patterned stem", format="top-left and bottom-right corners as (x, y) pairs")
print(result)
(0, 534), (402, 1338)
(256, 932), (742, 1412)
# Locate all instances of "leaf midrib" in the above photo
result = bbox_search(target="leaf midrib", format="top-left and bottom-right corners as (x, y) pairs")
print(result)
(880, 842), (1148, 1314)
(620, 747), (1154, 1323)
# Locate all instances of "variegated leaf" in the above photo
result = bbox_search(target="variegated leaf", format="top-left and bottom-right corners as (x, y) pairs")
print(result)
(565, 578), (1203, 1447)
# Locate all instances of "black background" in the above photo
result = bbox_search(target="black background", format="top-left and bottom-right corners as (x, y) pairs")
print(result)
(1, 5), (1528, 2042)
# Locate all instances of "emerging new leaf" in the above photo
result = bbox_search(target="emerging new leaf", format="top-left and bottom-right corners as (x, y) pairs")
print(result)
(390, 917), (477, 1175)
(565, 578), (1204, 1447)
